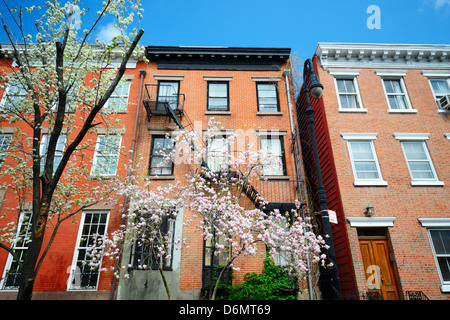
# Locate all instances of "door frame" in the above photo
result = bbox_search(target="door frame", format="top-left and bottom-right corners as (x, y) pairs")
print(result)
(357, 228), (403, 300)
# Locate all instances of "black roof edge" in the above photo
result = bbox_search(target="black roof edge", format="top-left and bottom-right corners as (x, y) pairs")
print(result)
(146, 46), (291, 57)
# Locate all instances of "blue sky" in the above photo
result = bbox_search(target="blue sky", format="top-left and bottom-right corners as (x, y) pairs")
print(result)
(1, 0), (450, 60)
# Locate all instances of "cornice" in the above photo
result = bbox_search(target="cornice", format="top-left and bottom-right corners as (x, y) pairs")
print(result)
(315, 43), (450, 70)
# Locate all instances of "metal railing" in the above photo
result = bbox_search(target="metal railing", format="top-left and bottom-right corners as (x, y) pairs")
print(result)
(142, 84), (185, 121)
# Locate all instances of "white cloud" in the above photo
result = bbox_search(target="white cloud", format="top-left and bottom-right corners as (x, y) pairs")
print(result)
(96, 23), (121, 43)
(433, 0), (450, 9)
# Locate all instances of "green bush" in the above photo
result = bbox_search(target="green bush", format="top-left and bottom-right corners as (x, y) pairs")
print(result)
(217, 258), (298, 300)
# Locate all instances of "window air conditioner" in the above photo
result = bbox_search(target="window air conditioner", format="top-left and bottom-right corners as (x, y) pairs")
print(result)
(439, 95), (450, 110)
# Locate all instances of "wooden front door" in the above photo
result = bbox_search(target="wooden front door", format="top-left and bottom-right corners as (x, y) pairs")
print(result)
(359, 236), (401, 300)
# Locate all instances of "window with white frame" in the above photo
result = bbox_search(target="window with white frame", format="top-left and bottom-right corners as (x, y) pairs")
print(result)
(91, 135), (121, 176)
(394, 133), (444, 186)
(206, 136), (230, 173)
(105, 80), (130, 112)
(0, 134), (12, 167)
(336, 78), (363, 110)
(259, 136), (286, 176)
(429, 229), (450, 285)
(376, 70), (416, 113)
(342, 133), (387, 186)
(430, 79), (450, 111)
(329, 70), (365, 112)
(68, 211), (109, 290)
(0, 211), (32, 290)
(148, 136), (174, 176)
(40, 133), (66, 173)
(0, 80), (27, 112)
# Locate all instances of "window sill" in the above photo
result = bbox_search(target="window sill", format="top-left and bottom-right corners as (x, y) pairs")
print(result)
(256, 111), (283, 116)
(388, 109), (418, 114)
(441, 284), (450, 293)
(204, 110), (231, 115)
(87, 175), (116, 180)
(261, 175), (290, 180)
(146, 175), (176, 180)
(411, 180), (444, 187)
(338, 108), (368, 113)
(353, 180), (388, 187)
(437, 109), (450, 114)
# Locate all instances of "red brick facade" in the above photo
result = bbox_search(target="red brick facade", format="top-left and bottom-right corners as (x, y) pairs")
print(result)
(297, 43), (450, 300)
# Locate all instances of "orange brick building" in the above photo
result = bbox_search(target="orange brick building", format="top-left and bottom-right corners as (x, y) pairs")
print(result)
(116, 46), (305, 300)
(0, 44), (147, 299)
(297, 43), (450, 300)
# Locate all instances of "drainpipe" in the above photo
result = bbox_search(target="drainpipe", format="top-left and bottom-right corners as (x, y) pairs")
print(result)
(109, 69), (146, 300)
(283, 69), (313, 300)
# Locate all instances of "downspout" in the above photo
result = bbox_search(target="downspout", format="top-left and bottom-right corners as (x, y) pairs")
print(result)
(283, 69), (313, 300)
(109, 69), (146, 300)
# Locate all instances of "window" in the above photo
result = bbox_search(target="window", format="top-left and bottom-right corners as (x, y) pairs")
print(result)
(0, 81), (27, 112)
(40, 134), (66, 173)
(149, 136), (174, 176)
(381, 78), (416, 112)
(342, 133), (387, 186)
(429, 229), (450, 288)
(68, 211), (109, 290)
(256, 83), (279, 112)
(0, 211), (32, 290)
(0, 134), (12, 167)
(260, 136), (286, 176)
(206, 136), (229, 173)
(394, 133), (443, 186)
(105, 80), (130, 112)
(335, 78), (364, 110)
(91, 135), (121, 176)
(429, 79), (450, 111)
(131, 213), (176, 271)
(156, 81), (179, 111)
(207, 82), (229, 111)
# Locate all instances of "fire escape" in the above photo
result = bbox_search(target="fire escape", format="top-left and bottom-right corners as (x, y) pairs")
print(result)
(143, 83), (303, 293)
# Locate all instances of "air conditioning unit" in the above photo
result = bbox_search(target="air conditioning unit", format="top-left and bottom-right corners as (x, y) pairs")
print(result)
(439, 95), (450, 110)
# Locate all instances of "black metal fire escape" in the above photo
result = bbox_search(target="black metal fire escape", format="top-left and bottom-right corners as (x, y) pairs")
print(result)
(143, 84), (263, 208)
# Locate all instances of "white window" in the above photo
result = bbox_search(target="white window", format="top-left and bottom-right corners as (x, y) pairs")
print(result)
(68, 211), (109, 290)
(260, 136), (286, 176)
(329, 69), (365, 112)
(206, 136), (230, 173)
(91, 135), (121, 176)
(105, 80), (130, 112)
(0, 134), (12, 167)
(342, 133), (387, 186)
(376, 70), (416, 113)
(0, 81), (27, 112)
(430, 79), (450, 111)
(40, 134), (66, 173)
(394, 133), (444, 186)
(0, 211), (33, 290)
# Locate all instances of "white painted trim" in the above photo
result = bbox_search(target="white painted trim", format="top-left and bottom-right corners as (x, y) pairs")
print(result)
(328, 69), (361, 76)
(347, 217), (395, 227)
(203, 75), (233, 81)
(341, 133), (378, 140)
(418, 218), (450, 227)
(153, 75), (185, 81)
(421, 71), (450, 78)
(445, 133), (450, 140)
(393, 133), (430, 140)
(375, 70), (407, 77)
(251, 76), (281, 82)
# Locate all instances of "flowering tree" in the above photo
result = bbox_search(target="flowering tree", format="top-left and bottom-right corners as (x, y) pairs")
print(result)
(91, 119), (327, 300)
(0, 0), (144, 300)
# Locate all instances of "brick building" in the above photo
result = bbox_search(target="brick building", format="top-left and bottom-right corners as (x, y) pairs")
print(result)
(115, 46), (306, 299)
(0, 45), (307, 300)
(0, 44), (146, 299)
(297, 43), (450, 300)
